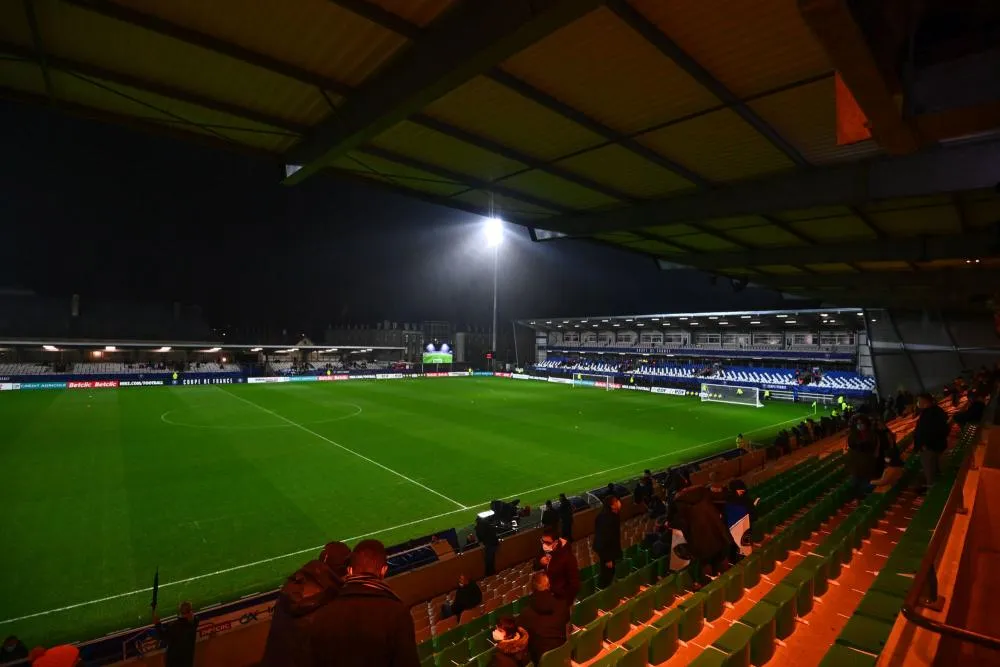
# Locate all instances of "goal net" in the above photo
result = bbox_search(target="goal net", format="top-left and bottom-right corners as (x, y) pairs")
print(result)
(573, 373), (618, 391)
(700, 383), (763, 408)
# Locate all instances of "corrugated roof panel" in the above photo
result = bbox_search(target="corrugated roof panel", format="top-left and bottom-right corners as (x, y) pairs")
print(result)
(423, 76), (603, 161)
(555, 144), (695, 198)
(500, 7), (718, 134)
(723, 225), (807, 248)
(638, 108), (795, 182)
(748, 77), (882, 165)
(804, 263), (857, 273)
(0, 59), (47, 98)
(369, 120), (526, 181)
(628, 0), (830, 98)
(369, 0), (456, 27)
(755, 265), (806, 274)
(501, 170), (622, 211)
(595, 231), (643, 243)
(644, 224), (703, 238)
(702, 216), (770, 231)
(451, 190), (556, 219)
(671, 233), (741, 251)
(868, 205), (961, 236)
(854, 261), (912, 271)
(774, 206), (853, 221)
(0, 0), (30, 45)
(963, 196), (1000, 228)
(35, 1), (330, 126)
(113, 0), (406, 87)
(789, 215), (878, 241)
(864, 195), (951, 212)
(48, 70), (296, 152)
(621, 240), (685, 255)
(329, 152), (468, 196)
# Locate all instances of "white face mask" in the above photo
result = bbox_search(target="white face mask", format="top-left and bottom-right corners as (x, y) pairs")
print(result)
(541, 542), (555, 553)
(492, 628), (506, 642)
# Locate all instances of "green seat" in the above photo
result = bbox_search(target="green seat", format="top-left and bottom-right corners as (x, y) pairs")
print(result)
(418, 640), (434, 661)
(572, 593), (600, 627)
(580, 563), (599, 581)
(761, 583), (797, 639)
(742, 553), (761, 589)
(615, 643), (648, 667)
(687, 647), (729, 667)
(487, 603), (514, 626)
(836, 614), (894, 654)
(782, 567), (816, 616)
(421, 655), (435, 667)
(464, 614), (490, 637)
(605, 603), (632, 642)
(433, 626), (466, 651)
(630, 589), (656, 625)
(639, 562), (658, 587)
(572, 616), (608, 662)
(678, 593), (706, 641)
(770, 534), (789, 563)
(631, 550), (649, 569)
(622, 569), (643, 598)
(855, 590), (905, 624)
(578, 576), (597, 600)
(758, 541), (776, 574)
(649, 612), (680, 664)
(590, 648), (625, 667)
(616, 560), (632, 580)
(712, 623), (754, 667)
(597, 585), (620, 612)
(675, 567), (694, 592)
(740, 604), (777, 666)
(725, 566), (745, 603)
(435, 639), (469, 667)
(818, 643), (877, 667)
(703, 580), (726, 621)
(653, 574), (678, 609)
(801, 554), (830, 597)
(536, 641), (572, 667)
(467, 630), (491, 656)
(870, 572), (912, 599)
(513, 595), (531, 614)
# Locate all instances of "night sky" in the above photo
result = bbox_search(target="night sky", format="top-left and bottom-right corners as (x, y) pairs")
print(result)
(0, 100), (798, 339)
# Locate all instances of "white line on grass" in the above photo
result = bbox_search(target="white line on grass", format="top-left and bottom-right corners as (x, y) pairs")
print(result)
(0, 409), (810, 626)
(220, 388), (468, 511)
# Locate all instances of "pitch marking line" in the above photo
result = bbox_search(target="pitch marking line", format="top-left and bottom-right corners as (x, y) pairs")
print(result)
(0, 410), (809, 626)
(220, 388), (468, 512)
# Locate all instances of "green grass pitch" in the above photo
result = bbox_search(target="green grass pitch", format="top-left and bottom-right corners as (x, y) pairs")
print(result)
(0, 377), (813, 644)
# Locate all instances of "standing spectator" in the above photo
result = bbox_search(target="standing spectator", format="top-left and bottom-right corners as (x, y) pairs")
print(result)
(440, 574), (482, 623)
(557, 493), (574, 541)
(153, 602), (198, 667)
(516, 572), (567, 665)
(540, 500), (558, 530)
(0, 636), (27, 664)
(488, 617), (530, 667)
(538, 525), (580, 611)
(309, 540), (420, 667)
(846, 415), (879, 498)
(593, 495), (622, 588)
(633, 470), (654, 505)
(475, 517), (500, 576)
(953, 392), (985, 426)
(670, 484), (731, 587)
(262, 542), (350, 667)
(914, 393), (951, 490)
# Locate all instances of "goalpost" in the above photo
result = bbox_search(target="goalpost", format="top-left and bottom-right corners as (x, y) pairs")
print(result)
(699, 382), (763, 408)
(572, 373), (617, 391)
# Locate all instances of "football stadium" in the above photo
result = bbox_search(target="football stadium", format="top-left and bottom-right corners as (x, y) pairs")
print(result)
(4, 1), (1000, 666)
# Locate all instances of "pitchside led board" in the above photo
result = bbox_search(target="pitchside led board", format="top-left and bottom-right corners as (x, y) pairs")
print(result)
(423, 341), (453, 364)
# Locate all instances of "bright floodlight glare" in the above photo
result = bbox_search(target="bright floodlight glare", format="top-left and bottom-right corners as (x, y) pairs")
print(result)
(484, 217), (504, 248)
(105, 346), (116, 352)
(156, 346), (171, 352)
(42, 345), (58, 351)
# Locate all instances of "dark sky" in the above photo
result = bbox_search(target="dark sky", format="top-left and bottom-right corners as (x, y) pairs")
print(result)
(0, 100), (798, 338)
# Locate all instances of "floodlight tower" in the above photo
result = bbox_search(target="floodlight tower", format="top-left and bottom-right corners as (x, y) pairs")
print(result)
(485, 217), (503, 370)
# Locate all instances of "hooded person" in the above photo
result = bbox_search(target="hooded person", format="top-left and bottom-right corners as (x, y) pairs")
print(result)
(489, 617), (530, 667)
(261, 541), (351, 667)
(515, 573), (568, 665)
(537, 525), (580, 611)
(846, 415), (879, 496)
(670, 484), (732, 585)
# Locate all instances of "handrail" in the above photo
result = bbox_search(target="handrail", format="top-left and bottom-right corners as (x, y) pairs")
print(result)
(899, 395), (1000, 651)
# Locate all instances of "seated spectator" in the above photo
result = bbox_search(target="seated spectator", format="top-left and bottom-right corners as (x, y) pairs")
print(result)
(153, 602), (198, 667)
(489, 617), (530, 667)
(1, 636), (28, 664)
(26, 645), (78, 667)
(515, 573), (567, 665)
(540, 500), (558, 529)
(537, 525), (580, 611)
(440, 574), (482, 622)
(872, 451), (906, 494)
(647, 489), (667, 519)
(261, 541), (350, 667)
(309, 540), (420, 667)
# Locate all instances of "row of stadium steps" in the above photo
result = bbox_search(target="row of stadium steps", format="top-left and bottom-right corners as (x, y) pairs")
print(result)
(413, 439), (854, 667)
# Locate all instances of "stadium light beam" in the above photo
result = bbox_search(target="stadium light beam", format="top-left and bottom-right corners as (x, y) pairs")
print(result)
(155, 346), (172, 352)
(105, 346), (117, 352)
(484, 217), (504, 370)
(42, 345), (59, 351)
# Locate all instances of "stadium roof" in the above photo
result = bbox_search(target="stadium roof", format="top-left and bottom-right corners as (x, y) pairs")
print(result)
(0, 339), (403, 351)
(4, 0), (1000, 311)
(518, 308), (864, 332)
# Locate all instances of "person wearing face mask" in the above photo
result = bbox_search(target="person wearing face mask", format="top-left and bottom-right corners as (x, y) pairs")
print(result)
(593, 495), (623, 588)
(846, 415), (879, 498)
(913, 393), (951, 490)
(537, 525), (580, 612)
(515, 572), (567, 665)
(488, 617), (530, 667)
(308, 540), (420, 667)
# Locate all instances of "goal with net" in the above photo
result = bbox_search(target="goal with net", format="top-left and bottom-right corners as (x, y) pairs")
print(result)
(573, 373), (618, 390)
(700, 382), (763, 408)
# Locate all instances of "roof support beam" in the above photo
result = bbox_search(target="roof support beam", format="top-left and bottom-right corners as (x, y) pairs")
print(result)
(326, 0), (422, 40)
(543, 136), (1000, 236)
(749, 267), (1000, 290)
(655, 231), (999, 272)
(0, 43), (308, 134)
(62, 0), (351, 95)
(608, 0), (809, 167)
(798, 0), (919, 154)
(284, 0), (605, 184)
(356, 146), (571, 214)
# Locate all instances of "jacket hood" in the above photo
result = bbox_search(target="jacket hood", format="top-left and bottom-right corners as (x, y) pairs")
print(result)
(496, 628), (529, 655)
(338, 573), (402, 602)
(675, 486), (710, 505)
(279, 560), (341, 617)
(529, 590), (558, 616)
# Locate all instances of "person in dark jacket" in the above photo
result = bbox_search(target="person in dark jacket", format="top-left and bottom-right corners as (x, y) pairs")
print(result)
(540, 500), (559, 530)
(489, 617), (530, 667)
(538, 525), (580, 610)
(593, 495), (622, 588)
(262, 542), (350, 667)
(309, 540), (420, 667)
(0, 636), (28, 664)
(953, 393), (985, 426)
(440, 574), (482, 622)
(475, 517), (500, 576)
(557, 493), (574, 541)
(633, 470), (654, 505)
(153, 602), (198, 667)
(914, 393), (951, 489)
(515, 572), (568, 665)
(670, 485), (731, 586)
(846, 415), (879, 497)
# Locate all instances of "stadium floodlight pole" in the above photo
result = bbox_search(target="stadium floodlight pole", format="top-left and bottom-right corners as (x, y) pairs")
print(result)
(485, 217), (504, 371)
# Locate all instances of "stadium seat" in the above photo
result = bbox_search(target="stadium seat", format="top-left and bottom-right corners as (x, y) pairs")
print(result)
(739, 603), (777, 666)
(571, 594), (599, 627)
(572, 617), (609, 662)
(649, 612), (680, 663)
(761, 584), (797, 639)
(835, 614), (895, 654)
(677, 594), (706, 641)
(711, 623), (754, 667)
(435, 639), (469, 667)
(605, 603), (632, 642)
(630, 588), (656, 625)
(536, 641), (571, 667)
